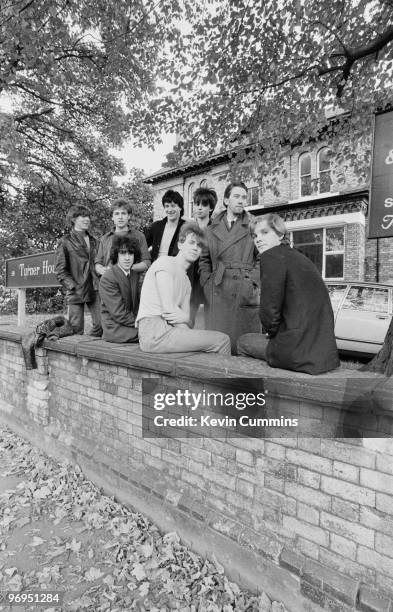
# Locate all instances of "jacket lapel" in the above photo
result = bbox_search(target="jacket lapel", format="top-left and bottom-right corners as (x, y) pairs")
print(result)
(112, 265), (132, 310)
(210, 212), (252, 258)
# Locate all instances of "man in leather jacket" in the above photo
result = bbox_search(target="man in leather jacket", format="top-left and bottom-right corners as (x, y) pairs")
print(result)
(55, 205), (102, 336)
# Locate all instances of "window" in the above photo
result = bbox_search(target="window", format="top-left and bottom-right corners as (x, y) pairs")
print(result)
(292, 229), (323, 271)
(200, 179), (208, 188)
(298, 149), (333, 197)
(318, 148), (332, 194)
(325, 227), (344, 278)
(188, 182), (195, 215)
(247, 186), (259, 207)
(292, 226), (344, 279)
(299, 153), (312, 196)
(342, 286), (389, 314)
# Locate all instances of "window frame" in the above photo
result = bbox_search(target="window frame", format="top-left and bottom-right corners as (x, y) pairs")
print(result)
(247, 186), (259, 207)
(188, 182), (195, 216)
(298, 152), (312, 197)
(290, 225), (345, 280)
(317, 147), (332, 194)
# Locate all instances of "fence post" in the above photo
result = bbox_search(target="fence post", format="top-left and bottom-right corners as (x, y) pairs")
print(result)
(17, 288), (26, 327)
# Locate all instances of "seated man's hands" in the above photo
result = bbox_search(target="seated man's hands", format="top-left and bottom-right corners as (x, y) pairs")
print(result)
(162, 307), (189, 326)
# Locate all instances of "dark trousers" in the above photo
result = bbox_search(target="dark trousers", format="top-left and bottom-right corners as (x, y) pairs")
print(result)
(67, 291), (102, 336)
(237, 333), (269, 360)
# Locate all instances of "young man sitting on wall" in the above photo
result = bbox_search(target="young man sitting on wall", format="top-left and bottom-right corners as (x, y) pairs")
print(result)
(237, 214), (340, 374)
(136, 222), (231, 355)
(99, 235), (140, 343)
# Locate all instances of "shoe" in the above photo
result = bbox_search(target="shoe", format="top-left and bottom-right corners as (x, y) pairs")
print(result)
(87, 330), (103, 338)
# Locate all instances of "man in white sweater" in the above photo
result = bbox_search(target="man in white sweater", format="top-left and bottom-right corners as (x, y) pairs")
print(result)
(136, 222), (231, 355)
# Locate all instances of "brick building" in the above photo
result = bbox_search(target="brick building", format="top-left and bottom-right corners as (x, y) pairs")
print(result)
(146, 134), (393, 284)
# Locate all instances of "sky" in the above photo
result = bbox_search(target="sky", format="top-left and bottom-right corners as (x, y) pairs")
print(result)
(112, 133), (177, 179)
(0, 92), (176, 180)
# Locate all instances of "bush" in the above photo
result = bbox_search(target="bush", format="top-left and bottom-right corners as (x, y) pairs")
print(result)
(0, 286), (17, 314)
(0, 286), (65, 315)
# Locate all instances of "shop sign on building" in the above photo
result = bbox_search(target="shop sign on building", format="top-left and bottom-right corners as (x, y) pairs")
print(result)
(5, 252), (60, 288)
(369, 109), (393, 238)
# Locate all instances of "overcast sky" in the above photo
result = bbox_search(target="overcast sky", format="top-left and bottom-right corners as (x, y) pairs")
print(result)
(114, 133), (177, 179)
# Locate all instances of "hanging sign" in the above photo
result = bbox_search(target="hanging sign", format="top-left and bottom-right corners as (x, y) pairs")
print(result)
(369, 109), (393, 238)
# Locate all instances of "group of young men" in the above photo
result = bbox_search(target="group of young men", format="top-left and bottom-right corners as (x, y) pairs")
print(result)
(55, 182), (339, 374)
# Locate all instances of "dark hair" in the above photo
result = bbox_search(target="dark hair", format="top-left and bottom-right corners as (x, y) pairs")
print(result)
(66, 205), (91, 227)
(178, 222), (206, 246)
(193, 188), (217, 215)
(110, 235), (141, 265)
(223, 181), (248, 207)
(110, 198), (133, 216)
(162, 190), (184, 214)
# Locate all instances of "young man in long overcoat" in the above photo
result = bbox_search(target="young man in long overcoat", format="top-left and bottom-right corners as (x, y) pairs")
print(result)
(199, 182), (260, 353)
(55, 205), (102, 336)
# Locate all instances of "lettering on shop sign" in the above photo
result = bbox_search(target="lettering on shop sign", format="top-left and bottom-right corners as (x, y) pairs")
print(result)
(369, 111), (393, 239)
(5, 252), (60, 288)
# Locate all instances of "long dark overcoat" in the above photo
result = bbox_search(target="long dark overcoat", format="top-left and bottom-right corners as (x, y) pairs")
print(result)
(199, 210), (260, 351)
(99, 265), (139, 343)
(260, 244), (340, 374)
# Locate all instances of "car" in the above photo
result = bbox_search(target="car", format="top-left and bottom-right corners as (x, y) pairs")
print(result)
(326, 281), (393, 356)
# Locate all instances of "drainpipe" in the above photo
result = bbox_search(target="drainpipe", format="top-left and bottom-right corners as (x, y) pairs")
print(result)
(376, 238), (380, 282)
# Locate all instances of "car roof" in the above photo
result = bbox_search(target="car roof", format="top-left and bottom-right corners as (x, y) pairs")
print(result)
(326, 281), (393, 288)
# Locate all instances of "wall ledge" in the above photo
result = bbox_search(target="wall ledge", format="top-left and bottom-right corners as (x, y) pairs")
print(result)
(0, 325), (389, 413)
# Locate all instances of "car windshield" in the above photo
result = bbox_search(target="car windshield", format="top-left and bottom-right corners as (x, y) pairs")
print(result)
(327, 284), (347, 314)
(342, 286), (389, 313)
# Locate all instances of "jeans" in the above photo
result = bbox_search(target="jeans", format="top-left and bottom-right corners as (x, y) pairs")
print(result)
(138, 316), (231, 355)
(68, 292), (102, 336)
(237, 333), (269, 360)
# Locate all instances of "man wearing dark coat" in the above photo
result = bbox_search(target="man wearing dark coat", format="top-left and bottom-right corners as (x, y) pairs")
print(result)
(199, 182), (260, 353)
(237, 214), (340, 375)
(145, 190), (185, 262)
(99, 235), (140, 343)
(55, 205), (102, 336)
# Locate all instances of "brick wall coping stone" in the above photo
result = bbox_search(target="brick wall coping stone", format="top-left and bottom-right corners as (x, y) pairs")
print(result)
(1, 325), (390, 415)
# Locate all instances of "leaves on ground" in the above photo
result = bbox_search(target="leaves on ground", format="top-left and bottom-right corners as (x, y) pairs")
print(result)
(0, 427), (287, 611)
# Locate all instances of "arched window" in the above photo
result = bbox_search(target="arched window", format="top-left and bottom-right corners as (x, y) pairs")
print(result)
(188, 182), (195, 216)
(318, 148), (332, 193)
(200, 179), (208, 188)
(299, 153), (312, 196)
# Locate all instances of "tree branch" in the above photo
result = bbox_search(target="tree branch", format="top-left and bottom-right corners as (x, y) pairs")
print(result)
(14, 108), (55, 122)
(10, 82), (61, 106)
(336, 24), (393, 96)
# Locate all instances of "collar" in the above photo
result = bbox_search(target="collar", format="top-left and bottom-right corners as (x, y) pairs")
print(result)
(211, 210), (249, 228)
(117, 263), (130, 276)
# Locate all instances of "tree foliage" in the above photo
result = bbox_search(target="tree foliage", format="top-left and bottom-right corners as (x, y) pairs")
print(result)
(0, 0), (185, 196)
(157, 0), (393, 174)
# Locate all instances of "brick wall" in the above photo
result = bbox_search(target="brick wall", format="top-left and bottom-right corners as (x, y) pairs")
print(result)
(1, 330), (393, 612)
(345, 223), (366, 281)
